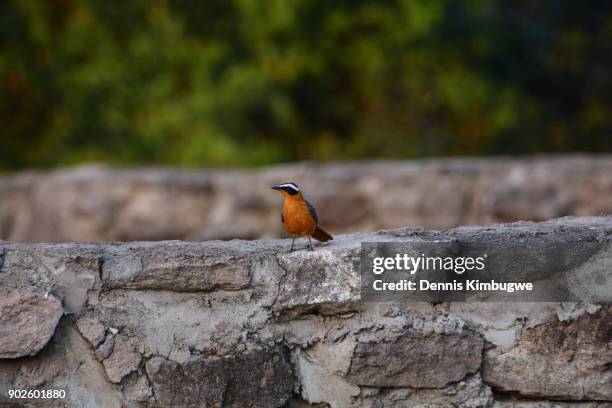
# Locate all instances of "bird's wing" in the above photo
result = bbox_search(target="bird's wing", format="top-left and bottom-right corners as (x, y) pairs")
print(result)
(305, 200), (319, 224)
(281, 212), (284, 223)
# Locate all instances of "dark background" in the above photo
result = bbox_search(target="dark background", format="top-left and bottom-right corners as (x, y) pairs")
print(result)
(1, 0), (611, 171)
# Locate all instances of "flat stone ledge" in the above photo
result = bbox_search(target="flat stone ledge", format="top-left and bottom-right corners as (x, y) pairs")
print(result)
(0, 216), (610, 408)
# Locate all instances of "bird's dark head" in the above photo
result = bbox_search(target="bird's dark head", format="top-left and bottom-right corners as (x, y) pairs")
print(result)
(272, 182), (301, 197)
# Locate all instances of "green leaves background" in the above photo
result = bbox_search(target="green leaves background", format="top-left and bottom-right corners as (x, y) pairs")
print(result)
(1, 0), (610, 169)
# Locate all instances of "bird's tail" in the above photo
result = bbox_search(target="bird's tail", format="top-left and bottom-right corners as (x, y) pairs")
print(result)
(311, 226), (333, 242)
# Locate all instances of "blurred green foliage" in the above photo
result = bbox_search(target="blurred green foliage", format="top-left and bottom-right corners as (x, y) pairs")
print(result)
(1, 0), (611, 169)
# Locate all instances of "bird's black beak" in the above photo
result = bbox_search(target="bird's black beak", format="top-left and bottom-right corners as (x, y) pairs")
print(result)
(271, 185), (281, 191)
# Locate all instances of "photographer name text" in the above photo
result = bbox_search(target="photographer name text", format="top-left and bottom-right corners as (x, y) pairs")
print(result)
(371, 254), (533, 293)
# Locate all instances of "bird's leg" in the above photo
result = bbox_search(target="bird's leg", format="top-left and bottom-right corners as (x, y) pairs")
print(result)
(308, 237), (314, 251)
(290, 238), (295, 252)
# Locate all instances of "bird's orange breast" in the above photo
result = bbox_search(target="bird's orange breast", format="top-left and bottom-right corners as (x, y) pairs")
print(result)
(282, 197), (317, 237)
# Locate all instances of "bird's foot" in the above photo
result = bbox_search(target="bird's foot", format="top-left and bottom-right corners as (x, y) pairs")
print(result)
(289, 238), (296, 253)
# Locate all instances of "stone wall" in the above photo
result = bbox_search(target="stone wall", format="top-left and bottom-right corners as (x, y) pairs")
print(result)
(1, 156), (612, 243)
(0, 216), (610, 407)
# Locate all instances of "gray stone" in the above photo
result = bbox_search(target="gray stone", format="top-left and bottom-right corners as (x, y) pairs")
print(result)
(0, 216), (610, 407)
(357, 375), (494, 408)
(0, 320), (124, 407)
(274, 248), (360, 312)
(347, 332), (483, 388)
(101, 242), (254, 292)
(76, 315), (106, 347)
(94, 334), (115, 361)
(102, 335), (142, 383)
(483, 307), (612, 401)
(124, 373), (153, 402)
(492, 402), (612, 408)
(148, 347), (293, 408)
(0, 289), (63, 358)
(0, 244), (101, 315)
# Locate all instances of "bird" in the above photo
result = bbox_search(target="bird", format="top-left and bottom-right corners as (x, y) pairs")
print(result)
(271, 182), (333, 251)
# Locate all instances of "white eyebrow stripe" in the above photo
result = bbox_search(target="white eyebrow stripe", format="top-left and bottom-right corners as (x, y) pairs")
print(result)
(278, 183), (299, 191)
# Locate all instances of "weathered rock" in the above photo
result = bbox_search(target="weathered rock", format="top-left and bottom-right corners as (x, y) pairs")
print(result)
(357, 375), (494, 408)
(347, 332), (484, 388)
(147, 348), (293, 408)
(0, 245), (101, 314)
(492, 402), (612, 408)
(483, 307), (612, 401)
(76, 315), (106, 348)
(294, 340), (360, 407)
(102, 335), (142, 383)
(0, 216), (610, 407)
(101, 242), (254, 292)
(123, 373), (153, 402)
(0, 320), (124, 407)
(274, 248), (360, 312)
(94, 334), (115, 361)
(285, 400), (333, 408)
(0, 289), (63, 358)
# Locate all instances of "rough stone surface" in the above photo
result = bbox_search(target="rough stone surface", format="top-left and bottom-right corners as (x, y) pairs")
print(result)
(94, 334), (114, 362)
(102, 335), (142, 383)
(1, 156), (612, 243)
(0, 288), (63, 358)
(101, 242), (253, 292)
(0, 216), (611, 407)
(76, 315), (106, 348)
(347, 332), (484, 388)
(483, 307), (612, 401)
(0, 319), (124, 407)
(356, 375), (494, 408)
(275, 248), (360, 311)
(147, 348), (293, 408)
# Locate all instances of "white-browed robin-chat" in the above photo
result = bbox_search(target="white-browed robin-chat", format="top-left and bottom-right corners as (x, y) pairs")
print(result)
(272, 182), (333, 251)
